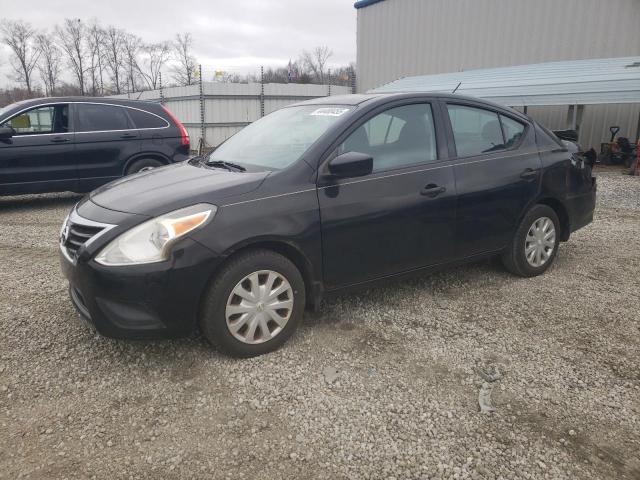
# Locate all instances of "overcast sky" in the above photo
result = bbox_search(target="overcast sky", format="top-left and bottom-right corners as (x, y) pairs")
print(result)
(0, 0), (357, 87)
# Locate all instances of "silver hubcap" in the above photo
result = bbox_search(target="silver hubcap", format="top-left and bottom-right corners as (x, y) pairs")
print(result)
(225, 270), (294, 344)
(525, 216), (556, 267)
(139, 166), (156, 172)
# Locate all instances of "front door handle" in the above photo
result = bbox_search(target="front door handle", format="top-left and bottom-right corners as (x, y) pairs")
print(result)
(520, 168), (539, 180)
(120, 133), (137, 139)
(420, 184), (446, 197)
(50, 136), (70, 143)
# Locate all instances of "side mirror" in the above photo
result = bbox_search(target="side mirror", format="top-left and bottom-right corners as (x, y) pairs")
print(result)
(328, 151), (373, 178)
(0, 126), (15, 140)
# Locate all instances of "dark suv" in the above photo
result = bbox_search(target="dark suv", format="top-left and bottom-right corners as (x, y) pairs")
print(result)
(60, 93), (596, 357)
(0, 97), (190, 195)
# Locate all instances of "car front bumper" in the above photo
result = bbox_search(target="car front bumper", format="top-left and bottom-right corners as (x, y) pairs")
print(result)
(60, 238), (222, 339)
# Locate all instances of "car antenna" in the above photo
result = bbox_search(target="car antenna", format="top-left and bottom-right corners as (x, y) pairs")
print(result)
(452, 82), (462, 94)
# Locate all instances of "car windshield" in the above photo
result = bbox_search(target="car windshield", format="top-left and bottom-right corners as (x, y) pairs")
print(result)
(207, 105), (352, 170)
(0, 100), (30, 121)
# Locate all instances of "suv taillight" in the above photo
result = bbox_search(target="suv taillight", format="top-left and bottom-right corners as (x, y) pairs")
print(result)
(162, 105), (190, 147)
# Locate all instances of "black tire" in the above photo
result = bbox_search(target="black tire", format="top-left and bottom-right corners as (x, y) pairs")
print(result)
(501, 204), (561, 277)
(200, 249), (306, 357)
(125, 158), (163, 175)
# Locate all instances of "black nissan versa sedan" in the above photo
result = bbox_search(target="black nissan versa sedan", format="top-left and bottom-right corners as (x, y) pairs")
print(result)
(59, 93), (596, 357)
(0, 97), (190, 195)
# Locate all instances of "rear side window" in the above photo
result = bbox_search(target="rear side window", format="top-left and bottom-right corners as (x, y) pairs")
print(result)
(447, 104), (504, 157)
(76, 104), (132, 132)
(126, 108), (168, 129)
(500, 115), (525, 148)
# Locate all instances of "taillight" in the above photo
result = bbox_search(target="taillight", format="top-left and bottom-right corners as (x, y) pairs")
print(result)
(161, 105), (190, 147)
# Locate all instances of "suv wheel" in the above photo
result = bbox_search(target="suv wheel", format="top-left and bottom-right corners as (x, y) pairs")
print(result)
(502, 204), (560, 277)
(200, 249), (305, 357)
(126, 158), (163, 175)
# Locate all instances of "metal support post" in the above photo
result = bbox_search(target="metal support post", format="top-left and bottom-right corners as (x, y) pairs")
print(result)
(260, 66), (265, 117)
(199, 64), (205, 149)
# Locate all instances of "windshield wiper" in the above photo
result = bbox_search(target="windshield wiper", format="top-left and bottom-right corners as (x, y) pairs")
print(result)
(205, 160), (246, 172)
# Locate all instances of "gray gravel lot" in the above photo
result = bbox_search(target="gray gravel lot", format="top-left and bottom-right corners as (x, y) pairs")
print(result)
(1, 168), (639, 479)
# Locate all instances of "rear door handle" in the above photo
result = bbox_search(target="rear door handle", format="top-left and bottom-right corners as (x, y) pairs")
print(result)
(520, 168), (539, 180)
(420, 184), (446, 197)
(120, 133), (137, 139)
(50, 136), (70, 143)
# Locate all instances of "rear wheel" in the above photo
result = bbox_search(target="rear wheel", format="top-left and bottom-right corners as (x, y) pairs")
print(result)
(502, 204), (560, 277)
(126, 158), (163, 175)
(200, 249), (305, 357)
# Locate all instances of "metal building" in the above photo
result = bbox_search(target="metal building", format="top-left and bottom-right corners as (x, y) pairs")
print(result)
(355, 0), (640, 148)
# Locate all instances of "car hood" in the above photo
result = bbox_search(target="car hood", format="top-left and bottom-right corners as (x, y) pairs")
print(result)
(89, 161), (269, 216)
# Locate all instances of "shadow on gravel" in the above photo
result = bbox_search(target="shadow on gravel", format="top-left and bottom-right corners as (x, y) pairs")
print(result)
(0, 192), (83, 211)
(316, 257), (507, 310)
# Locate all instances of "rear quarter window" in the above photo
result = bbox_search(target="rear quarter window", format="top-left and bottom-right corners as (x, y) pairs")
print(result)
(126, 108), (169, 129)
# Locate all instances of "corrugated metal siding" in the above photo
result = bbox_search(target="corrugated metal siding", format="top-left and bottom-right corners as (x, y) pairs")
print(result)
(109, 82), (351, 147)
(357, 0), (640, 93)
(371, 57), (640, 106)
(515, 104), (640, 149)
(370, 57), (640, 148)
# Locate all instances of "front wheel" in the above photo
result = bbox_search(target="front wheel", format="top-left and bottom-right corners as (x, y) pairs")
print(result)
(200, 250), (306, 357)
(502, 204), (560, 277)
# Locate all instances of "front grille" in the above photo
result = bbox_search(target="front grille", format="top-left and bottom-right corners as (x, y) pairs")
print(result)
(60, 209), (114, 261)
(63, 222), (105, 258)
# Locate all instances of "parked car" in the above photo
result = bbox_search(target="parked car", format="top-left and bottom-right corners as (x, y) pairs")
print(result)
(0, 97), (190, 196)
(59, 93), (596, 357)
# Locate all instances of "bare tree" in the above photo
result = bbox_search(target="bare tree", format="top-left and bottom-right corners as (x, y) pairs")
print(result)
(86, 22), (106, 95)
(35, 32), (61, 96)
(137, 42), (170, 90)
(0, 20), (41, 94)
(301, 46), (333, 84)
(103, 26), (125, 94)
(121, 33), (142, 92)
(171, 33), (196, 86)
(56, 18), (87, 95)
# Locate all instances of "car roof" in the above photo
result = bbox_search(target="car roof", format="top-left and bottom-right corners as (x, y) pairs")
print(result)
(5, 96), (159, 110)
(292, 92), (527, 119)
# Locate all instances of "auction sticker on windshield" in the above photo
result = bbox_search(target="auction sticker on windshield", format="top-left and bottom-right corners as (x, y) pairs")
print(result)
(310, 107), (350, 117)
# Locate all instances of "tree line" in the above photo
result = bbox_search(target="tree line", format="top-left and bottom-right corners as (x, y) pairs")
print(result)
(0, 18), (354, 106)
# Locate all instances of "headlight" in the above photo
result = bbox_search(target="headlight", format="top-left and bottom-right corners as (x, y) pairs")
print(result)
(95, 204), (216, 266)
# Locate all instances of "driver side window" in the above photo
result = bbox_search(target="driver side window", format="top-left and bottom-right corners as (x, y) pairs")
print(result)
(338, 103), (437, 172)
(1, 104), (69, 135)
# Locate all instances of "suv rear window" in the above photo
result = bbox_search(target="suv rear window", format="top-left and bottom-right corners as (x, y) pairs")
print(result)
(76, 104), (132, 132)
(126, 108), (168, 129)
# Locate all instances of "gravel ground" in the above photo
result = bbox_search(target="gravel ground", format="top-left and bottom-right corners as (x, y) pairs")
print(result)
(1, 168), (639, 479)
